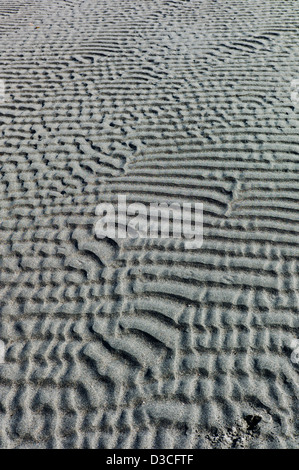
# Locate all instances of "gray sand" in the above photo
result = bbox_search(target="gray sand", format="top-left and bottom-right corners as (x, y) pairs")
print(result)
(0, 0), (298, 449)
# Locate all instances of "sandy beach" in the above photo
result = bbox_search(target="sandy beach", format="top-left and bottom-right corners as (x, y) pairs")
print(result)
(0, 0), (298, 449)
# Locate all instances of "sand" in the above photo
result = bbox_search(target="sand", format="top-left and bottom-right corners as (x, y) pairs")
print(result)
(0, 0), (298, 449)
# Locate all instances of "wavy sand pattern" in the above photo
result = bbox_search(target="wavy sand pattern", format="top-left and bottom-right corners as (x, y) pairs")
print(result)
(0, 0), (298, 448)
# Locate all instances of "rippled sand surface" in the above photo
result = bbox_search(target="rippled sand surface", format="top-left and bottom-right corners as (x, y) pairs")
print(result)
(0, 0), (298, 448)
